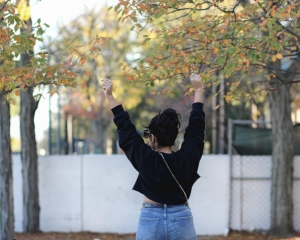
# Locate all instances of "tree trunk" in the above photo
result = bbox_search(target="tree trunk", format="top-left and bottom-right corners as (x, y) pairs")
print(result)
(20, 87), (40, 232)
(269, 79), (294, 235)
(0, 94), (14, 240)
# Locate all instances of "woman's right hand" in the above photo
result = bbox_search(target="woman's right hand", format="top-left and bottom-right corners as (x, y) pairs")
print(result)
(190, 73), (203, 91)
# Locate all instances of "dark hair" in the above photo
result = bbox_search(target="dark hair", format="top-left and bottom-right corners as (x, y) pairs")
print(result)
(147, 108), (181, 147)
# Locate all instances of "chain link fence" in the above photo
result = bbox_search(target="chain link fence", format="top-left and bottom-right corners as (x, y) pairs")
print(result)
(228, 120), (300, 232)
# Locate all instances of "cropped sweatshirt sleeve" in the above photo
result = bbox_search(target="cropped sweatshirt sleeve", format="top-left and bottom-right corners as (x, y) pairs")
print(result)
(112, 105), (153, 171)
(178, 102), (205, 161)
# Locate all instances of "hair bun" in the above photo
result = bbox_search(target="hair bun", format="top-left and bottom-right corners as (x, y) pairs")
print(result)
(158, 108), (181, 129)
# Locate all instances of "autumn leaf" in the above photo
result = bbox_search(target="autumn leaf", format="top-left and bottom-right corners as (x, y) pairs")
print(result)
(184, 65), (189, 73)
(86, 70), (91, 77)
(150, 91), (156, 95)
(82, 82), (86, 89)
(276, 53), (283, 59)
(271, 7), (276, 17)
(15, 89), (20, 96)
(127, 75), (134, 81)
(225, 96), (231, 101)
(80, 57), (86, 65)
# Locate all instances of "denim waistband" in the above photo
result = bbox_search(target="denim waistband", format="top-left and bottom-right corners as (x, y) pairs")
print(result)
(142, 202), (189, 208)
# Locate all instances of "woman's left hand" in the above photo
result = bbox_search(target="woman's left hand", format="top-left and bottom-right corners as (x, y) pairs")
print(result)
(101, 78), (113, 97)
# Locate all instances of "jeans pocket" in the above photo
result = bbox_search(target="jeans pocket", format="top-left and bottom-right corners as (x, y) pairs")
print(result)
(172, 216), (196, 240)
(136, 217), (160, 240)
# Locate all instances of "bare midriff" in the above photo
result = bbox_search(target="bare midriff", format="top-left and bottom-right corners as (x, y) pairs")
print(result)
(144, 196), (161, 204)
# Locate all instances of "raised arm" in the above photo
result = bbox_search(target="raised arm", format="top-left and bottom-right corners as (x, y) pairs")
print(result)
(102, 78), (119, 109)
(191, 73), (203, 104)
(101, 77), (153, 171)
(178, 73), (205, 158)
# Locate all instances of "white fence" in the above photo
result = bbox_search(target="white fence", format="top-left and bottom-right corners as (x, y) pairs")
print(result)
(230, 155), (300, 232)
(12, 154), (230, 235)
(12, 154), (300, 234)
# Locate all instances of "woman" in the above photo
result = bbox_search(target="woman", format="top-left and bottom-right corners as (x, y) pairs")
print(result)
(102, 73), (205, 240)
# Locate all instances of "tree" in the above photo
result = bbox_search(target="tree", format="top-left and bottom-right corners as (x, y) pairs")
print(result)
(0, 1), (102, 238)
(48, 6), (146, 153)
(17, 0), (41, 232)
(114, 0), (300, 235)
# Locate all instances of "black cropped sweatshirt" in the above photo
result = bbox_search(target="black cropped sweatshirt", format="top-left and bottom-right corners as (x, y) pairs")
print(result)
(112, 102), (205, 205)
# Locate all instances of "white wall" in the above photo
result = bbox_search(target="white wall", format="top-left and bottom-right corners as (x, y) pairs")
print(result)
(12, 154), (230, 235)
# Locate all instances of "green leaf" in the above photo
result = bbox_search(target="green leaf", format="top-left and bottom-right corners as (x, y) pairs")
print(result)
(150, 82), (155, 87)
(217, 56), (226, 65)
(114, 4), (120, 12)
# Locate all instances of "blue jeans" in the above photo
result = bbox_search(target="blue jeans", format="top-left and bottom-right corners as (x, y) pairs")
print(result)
(136, 203), (197, 240)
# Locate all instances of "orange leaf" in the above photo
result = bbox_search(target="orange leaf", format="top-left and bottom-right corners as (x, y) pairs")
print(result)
(150, 91), (156, 95)
(80, 57), (86, 65)
(86, 70), (91, 77)
(171, 49), (177, 55)
(214, 105), (220, 110)
(127, 75), (134, 81)
(151, 75), (156, 80)
(15, 89), (20, 96)
(184, 65), (189, 73)
(24, 74), (32, 79)
(225, 96), (231, 101)
(271, 8), (276, 17)
(175, 68), (181, 74)
(224, 19), (230, 27)
(240, 53), (246, 58)
(82, 82), (86, 89)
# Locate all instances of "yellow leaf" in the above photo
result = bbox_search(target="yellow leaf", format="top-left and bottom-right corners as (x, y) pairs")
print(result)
(15, 89), (20, 96)
(272, 55), (277, 62)
(291, 46), (298, 51)
(214, 105), (220, 110)
(276, 53), (283, 59)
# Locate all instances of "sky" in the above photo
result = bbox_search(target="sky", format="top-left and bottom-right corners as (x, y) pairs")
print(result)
(11, 0), (112, 145)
